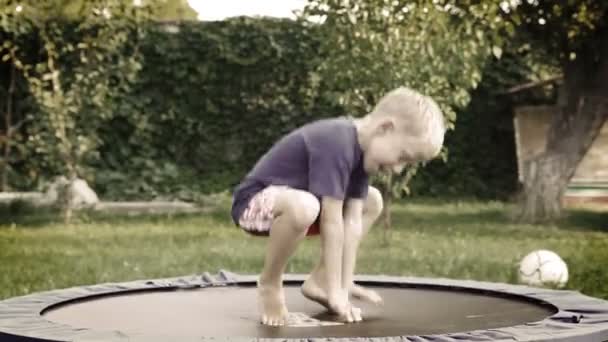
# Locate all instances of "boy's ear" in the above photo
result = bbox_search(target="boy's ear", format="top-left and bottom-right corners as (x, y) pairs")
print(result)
(377, 118), (395, 134)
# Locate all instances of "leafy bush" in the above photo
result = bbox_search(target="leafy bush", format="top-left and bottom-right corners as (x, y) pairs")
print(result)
(2, 18), (552, 200)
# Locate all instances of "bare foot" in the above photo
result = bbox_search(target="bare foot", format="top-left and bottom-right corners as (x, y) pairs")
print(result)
(303, 277), (382, 306)
(258, 281), (288, 326)
(301, 273), (330, 308)
(301, 275), (362, 323)
(350, 284), (383, 305)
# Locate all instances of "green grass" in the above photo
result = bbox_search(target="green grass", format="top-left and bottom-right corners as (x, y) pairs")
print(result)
(1, 198), (607, 301)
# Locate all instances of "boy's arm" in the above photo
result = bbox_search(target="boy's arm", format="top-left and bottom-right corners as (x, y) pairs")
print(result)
(320, 196), (345, 300)
(342, 198), (364, 290)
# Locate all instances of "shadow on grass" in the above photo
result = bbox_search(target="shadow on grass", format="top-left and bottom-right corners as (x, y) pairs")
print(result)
(0, 200), (233, 229)
(391, 207), (511, 227)
(558, 209), (608, 232)
(0, 201), (62, 228)
(3, 197), (605, 234)
(391, 202), (608, 234)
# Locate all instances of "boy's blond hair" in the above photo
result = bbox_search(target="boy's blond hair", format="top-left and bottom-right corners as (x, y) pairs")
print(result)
(371, 87), (445, 160)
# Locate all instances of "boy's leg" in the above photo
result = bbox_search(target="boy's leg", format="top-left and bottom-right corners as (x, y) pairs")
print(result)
(348, 186), (384, 303)
(302, 186), (383, 312)
(258, 188), (320, 326)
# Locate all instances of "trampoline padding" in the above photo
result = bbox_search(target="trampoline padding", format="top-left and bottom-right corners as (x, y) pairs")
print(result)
(1, 271), (608, 341)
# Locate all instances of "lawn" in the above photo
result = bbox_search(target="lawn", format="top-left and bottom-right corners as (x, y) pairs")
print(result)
(1, 198), (607, 301)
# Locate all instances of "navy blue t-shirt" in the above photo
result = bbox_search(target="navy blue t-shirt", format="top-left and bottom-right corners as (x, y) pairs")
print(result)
(231, 117), (369, 225)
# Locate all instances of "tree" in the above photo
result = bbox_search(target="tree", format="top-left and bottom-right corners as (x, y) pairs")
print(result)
(0, 0), (146, 221)
(0, 3), (37, 191)
(150, 0), (197, 21)
(0, 46), (25, 191)
(506, 1), (608, 222)
(405, 0), (607, 222)
(9, 0), (198, 21)
(301, 0), (499, 240)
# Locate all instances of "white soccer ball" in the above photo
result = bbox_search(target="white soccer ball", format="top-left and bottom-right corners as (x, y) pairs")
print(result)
(518, 250), (569, 288)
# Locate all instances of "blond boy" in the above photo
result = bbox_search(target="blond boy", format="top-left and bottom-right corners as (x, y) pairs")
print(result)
(231, 87), (446, 325)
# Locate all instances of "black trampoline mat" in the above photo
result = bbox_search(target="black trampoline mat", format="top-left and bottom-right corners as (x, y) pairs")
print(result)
(43, 285), (556, 338)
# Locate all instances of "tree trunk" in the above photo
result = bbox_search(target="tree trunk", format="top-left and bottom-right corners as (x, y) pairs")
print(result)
(518, 41), (608, 222)
(518, 154), (570, 222)
(1, 63), (16, 192)
(62, 171), (78, 224)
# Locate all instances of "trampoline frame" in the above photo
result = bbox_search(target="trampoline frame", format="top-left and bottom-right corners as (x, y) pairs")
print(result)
(2, 270), (608, 341)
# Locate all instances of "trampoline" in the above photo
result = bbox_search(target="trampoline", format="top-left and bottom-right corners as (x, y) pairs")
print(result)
(2, 271), (608, 341)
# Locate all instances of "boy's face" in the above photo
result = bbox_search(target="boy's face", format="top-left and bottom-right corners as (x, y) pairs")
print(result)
(363, 119), (421, 174)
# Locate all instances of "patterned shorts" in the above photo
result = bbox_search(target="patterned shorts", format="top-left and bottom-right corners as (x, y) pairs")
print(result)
(238, 186), (320, 237)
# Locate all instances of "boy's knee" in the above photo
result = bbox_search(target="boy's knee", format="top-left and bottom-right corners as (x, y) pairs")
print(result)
(281, 190), (320, 232)
(365, 186), (383, 218)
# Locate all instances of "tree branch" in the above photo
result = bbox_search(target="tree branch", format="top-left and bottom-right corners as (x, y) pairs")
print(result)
(6, 118), (29, 137)
(503, 75), (563, 94)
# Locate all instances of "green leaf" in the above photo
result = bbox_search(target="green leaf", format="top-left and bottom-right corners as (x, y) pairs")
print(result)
(492, 46), (503, 59)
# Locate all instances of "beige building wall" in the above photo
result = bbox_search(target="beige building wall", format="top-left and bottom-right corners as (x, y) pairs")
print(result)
(514, 105), (608, 186)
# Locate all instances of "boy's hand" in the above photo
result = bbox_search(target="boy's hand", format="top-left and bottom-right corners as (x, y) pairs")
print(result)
(351, 284), (383, 305)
